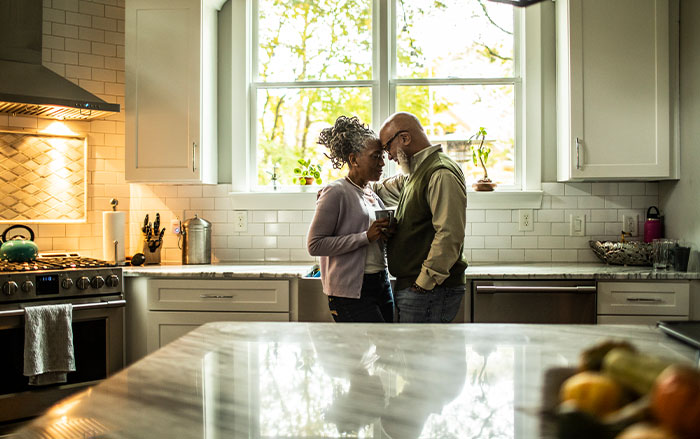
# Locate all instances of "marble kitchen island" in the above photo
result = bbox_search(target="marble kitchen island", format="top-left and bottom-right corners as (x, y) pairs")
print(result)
(12, 322), (698, 439)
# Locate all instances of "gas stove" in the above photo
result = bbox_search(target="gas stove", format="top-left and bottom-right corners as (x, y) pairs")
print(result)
(0, 254), (122, 305)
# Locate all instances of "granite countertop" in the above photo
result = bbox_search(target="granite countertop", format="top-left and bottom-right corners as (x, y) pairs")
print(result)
(123, 262), (700, 280)
(13, 322), (698, 439)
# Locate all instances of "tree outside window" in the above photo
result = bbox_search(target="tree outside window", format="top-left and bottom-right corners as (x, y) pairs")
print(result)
(254, 0), (516, 189)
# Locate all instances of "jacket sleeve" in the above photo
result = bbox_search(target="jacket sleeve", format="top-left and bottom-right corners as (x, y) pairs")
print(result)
(307, 185), (369, 256)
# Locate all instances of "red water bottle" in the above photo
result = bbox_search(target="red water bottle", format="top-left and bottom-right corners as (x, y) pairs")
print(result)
(643, 206), (663, 243)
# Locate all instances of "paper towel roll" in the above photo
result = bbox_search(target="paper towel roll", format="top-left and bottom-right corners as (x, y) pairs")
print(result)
(103, 211), (126, 263)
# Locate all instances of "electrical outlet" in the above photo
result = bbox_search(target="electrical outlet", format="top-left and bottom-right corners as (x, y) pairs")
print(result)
(233, 211), (248, 232)
(569, 214), (585, 236)
(622, 214), (638, 236)
(518, 209), (534, 232)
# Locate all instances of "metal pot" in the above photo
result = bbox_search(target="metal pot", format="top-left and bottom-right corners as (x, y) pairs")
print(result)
(180, 214), (211, 264)
(1, 224), (39, 262)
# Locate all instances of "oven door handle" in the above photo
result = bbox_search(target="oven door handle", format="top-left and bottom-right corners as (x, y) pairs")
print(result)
(0, 299), (126, 317)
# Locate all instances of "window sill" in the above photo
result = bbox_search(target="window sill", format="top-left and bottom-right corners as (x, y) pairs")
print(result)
(229, 190), (543, 210)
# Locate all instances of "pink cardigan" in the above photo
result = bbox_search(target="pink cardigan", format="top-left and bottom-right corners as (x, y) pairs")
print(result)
(307, 178), (386, 298)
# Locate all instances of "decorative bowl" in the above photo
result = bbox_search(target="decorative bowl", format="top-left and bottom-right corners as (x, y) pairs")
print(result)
(589, 240), (653, 266)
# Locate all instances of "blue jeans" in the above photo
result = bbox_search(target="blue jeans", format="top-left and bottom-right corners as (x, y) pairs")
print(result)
(395, 284), (465, 323)
(328, 271), (394, 323)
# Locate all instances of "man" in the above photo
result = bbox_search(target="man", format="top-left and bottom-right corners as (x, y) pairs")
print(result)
(374, 112), (467, 323)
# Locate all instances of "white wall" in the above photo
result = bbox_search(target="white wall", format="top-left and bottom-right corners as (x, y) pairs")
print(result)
(660, 0), (700, 248)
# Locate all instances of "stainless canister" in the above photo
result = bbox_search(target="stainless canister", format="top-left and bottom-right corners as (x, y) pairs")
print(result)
(181, 214), (212, 264)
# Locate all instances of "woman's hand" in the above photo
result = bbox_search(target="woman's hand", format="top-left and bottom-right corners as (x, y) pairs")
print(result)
(367, 218), (391, 242)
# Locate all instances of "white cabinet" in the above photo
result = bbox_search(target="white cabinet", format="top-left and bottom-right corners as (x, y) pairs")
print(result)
(597, 281), (689, 324)
(556, 0), (679, 181)
(125, 0), (222, 183)
(125, 277), (291, 363)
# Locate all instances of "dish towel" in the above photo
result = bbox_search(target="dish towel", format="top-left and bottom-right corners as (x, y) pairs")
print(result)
(23, 304), (76, 386)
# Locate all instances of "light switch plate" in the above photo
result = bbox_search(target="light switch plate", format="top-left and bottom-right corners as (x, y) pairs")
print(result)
(233, 211), (248, 232)
(569, 214), (585, 236)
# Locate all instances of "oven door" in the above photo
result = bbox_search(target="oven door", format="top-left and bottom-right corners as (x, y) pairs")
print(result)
(0, 298), (124, 425)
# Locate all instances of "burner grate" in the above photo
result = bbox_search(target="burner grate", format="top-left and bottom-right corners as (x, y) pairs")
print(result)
(0, 257), (116, 273)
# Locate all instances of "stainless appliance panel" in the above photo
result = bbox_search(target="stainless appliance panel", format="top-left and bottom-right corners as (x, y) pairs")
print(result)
(472, 280), (597, 324)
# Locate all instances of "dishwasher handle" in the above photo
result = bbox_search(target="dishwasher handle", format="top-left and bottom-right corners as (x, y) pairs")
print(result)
(475, 285), (597, 294)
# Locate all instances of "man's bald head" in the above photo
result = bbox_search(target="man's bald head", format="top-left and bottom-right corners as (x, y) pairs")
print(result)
(379, 112), (432, 160)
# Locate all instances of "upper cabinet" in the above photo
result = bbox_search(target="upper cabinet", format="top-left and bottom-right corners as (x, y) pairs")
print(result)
(556, 0), (679, 181)
(125, 0), (224, 184)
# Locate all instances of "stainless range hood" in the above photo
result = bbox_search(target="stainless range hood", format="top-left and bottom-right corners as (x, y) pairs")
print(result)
(0, 0), (120, 121)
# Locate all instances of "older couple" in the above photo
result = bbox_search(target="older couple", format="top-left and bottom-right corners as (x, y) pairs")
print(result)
(307, 112), (468, 323)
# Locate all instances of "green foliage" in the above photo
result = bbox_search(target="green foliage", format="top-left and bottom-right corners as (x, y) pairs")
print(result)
(293, 158), (323, 185)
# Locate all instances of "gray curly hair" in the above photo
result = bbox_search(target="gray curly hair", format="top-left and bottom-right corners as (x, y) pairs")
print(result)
(318, 116), (377, 169)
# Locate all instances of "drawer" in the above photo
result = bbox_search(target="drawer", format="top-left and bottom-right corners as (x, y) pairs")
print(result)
(597, 282), (689, 316)
(147, 279), (289, 312)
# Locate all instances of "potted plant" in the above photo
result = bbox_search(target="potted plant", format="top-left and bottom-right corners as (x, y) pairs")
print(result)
(293, 158), (322, 186)
(468, 127), (497, 192)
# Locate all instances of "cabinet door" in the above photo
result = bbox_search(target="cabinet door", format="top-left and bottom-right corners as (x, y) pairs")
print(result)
(147, 311), (289, 354)
(125, 0), (219, 183)
(556, 0), (677, 180)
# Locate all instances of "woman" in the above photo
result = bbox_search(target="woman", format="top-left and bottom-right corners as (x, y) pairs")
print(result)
(307, 116), (393, 323)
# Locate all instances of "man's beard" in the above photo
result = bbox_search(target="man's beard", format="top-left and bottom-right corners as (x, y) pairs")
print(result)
(397, 148), (411, 174)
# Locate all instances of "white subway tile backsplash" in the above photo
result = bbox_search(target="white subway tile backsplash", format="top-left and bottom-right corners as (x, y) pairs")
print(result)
(564, 183), (591, 196)
(290, 223), (311, 236)
(565, 236), (590, 249)
(524, 249), (551, 262)
(538, 236), (564, 248)
(265, 249), (290, 262)
(472, 223), (499, 236)
(228, 236), (252, 249)
(485, 236), (511, 248)
(466, 209), (485, 222)
(590, 209), (618, 222)
(303, 211), (315, 222)
(241, 223), (265, 236)
(471, 249), (499, 262)
(577, 196), (605, 209)
(253, 210), (278, 223)
(498, 222), (522, 236)
(552, 249), (578, 262)
(265, 223), (289, 236)
(542, 182), (565, 195)
(499, 249), (525, 262)
(618, 182), (646, 195)
(465, 236), (485, 249)
(278, 211), (303, 222)
(252, 236), (277, 249)
(239, 249), (265, 262)
(604, 196), (632, 209)
(511, 236), (537, 249)
(485, 210), (511, 222)
(290, 249), (315, 262)
(536, 209), (564, 222)
(278, 236), (303, 249)
(591, 183), (618, 196)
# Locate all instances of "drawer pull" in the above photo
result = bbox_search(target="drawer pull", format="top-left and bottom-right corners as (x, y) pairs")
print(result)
(626, 297), (663, 303)
(200, 294), (234, 299)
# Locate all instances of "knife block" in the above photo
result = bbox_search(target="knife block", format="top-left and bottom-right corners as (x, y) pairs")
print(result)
(141, 238), (162, 265)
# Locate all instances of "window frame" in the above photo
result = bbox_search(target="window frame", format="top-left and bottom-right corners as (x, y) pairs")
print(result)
(229, 0), (544, 209)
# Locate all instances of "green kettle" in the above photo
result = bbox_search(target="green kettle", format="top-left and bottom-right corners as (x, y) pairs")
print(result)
(1, 224), (39, 262)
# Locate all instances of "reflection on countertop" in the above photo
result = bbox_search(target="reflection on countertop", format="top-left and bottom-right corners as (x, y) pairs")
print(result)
(12, 323), (697, 439)
(122, 262), (700, 280)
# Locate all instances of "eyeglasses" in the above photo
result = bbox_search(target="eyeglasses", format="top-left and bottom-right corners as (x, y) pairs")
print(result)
(381, 130), (408, 152)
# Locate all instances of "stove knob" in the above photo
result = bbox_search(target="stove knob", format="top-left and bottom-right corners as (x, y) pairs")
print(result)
(76, 277), (90, 290)
(21, 281), (34, 293)
(105, 275), (120, 288)
(2, 281), (18, 296)
(91, 276), (105, 289)
(61, 278), (74, 289)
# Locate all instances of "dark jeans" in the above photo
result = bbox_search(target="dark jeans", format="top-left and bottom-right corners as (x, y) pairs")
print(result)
(328, 270), (394, 323)
(395, 284), (465, 323)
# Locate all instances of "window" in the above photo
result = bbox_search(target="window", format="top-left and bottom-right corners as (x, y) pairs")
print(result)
(249, 0), (518, 188)
(232, 0), (545, 204)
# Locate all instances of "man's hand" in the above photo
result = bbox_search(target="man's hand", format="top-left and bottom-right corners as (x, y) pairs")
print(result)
(410, 282), (433, 294)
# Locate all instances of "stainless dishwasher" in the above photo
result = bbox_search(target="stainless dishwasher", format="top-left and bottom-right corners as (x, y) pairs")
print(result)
(472, 280), (597, 323)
